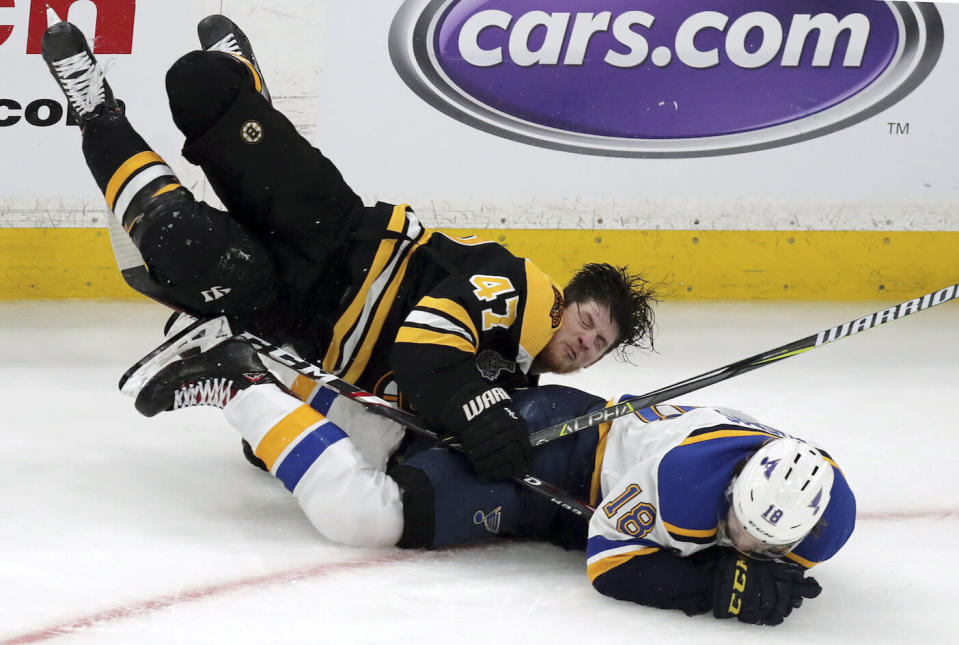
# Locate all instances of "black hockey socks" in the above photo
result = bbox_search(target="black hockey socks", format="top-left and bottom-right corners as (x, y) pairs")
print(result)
(81, 115), (182, 233)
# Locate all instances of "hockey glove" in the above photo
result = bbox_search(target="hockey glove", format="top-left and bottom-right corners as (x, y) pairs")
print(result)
(440, 385), (532, 481)
(712, 553), (822, 626)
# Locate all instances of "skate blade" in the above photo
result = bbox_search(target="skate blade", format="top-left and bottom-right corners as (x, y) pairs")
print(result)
(119, 316), (234, 396)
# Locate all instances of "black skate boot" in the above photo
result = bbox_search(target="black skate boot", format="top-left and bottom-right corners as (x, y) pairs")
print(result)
(41, 21), (122, 129)
(197, 14), (271, 102)
(134, 339), (276, 417)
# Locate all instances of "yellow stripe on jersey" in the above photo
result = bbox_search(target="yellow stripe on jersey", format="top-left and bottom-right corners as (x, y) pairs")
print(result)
(291, 374), (320, 402)
(589, 403), (617, 505)
(395, 326), (476, 355)
(663, 521), (718, 539)
(519, 259), (563, 360)
(105, 151), (165, 210)
(344, 229), (434, 384)
(416, 296), (479, 344)
(679, 429), (778, 446)
(255, 404), (326, 471)
(323, 205), (408, 372)
(230, 54), (263, 93)
(587, 549), (660, 582)
(785, 551), (819, 569)
(151, 183), (182, 198)
(438, 233), (497, 246)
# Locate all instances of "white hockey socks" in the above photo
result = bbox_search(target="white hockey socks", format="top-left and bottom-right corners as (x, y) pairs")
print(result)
(224, 383), (404, 547)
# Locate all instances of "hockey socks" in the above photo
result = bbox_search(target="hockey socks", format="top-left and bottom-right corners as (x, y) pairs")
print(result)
(82, 116), (182, 235)
(225, 384), (404, 547)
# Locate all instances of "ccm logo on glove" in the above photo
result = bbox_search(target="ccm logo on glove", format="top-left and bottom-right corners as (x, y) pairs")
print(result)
(726, 557), (749, 615)
(462, 387), (510, 420)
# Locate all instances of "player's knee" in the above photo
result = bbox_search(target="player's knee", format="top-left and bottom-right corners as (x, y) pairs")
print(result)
(132, 193), (224, 284)
(299, 470), (404, 547)
(133, 197), (283, 316)
(166, 51), (247, 139)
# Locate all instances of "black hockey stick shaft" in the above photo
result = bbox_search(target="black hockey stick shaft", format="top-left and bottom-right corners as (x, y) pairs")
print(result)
(529, 281), (959, 446)
(240, 333), (595, 518)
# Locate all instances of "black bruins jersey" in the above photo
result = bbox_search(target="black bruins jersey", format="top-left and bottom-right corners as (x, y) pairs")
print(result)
(290, 202), (564, 425)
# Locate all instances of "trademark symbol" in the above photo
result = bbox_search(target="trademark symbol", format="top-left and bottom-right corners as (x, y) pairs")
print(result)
(887, 122), (910, 135)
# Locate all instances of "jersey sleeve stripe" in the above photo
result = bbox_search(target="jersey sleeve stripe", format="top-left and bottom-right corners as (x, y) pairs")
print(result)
(436, 232), (497, 247)
(415, 296), (478, 341)
(664, 523), (717, 544)
(784, 551), (820, 569)
(589, 406), (616, 505)
(586, 549), (660, 582)
(679, 428), (779, 446)
(587, 534), (661, 556)
(394, 325), (476, 355)
(343, 227), (433, 384)
(662, 521), (718, 539)
(404, 309), (476, 345)
(322, 205), (409, 372)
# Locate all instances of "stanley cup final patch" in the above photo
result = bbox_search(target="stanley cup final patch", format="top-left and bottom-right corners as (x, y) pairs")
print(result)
(475, 350), (516, 381)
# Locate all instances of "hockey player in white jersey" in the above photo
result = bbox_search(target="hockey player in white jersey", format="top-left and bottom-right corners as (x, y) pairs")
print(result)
(129, 337), (854, 626)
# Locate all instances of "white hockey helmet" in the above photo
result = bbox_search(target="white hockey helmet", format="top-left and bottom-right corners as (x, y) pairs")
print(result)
(728, 437), (834, 550)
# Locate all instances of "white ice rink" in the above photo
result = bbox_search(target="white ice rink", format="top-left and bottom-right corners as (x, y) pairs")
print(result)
(1, 299), (957, 644)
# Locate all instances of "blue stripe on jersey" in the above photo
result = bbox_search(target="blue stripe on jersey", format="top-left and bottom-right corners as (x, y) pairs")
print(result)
(309, 387), (338, 415)
(634, 407), (661, 423)
(274, 422), (348, 492)
(587, 534), (661, 559)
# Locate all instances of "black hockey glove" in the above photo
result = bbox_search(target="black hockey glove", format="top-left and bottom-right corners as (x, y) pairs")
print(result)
(712, 553), (822, 626)
(440, 385), (532, 481)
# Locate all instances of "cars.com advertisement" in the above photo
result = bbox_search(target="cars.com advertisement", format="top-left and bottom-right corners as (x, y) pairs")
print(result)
(389, 1), (943, 156)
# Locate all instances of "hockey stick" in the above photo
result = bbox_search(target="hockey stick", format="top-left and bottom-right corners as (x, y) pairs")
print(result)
(529, 281), (959, 446)
(106, 219), (594, 519)
(236, 329), (594, 518)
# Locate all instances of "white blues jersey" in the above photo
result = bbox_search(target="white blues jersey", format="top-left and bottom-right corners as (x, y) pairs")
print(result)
(586, 400), (856, 583)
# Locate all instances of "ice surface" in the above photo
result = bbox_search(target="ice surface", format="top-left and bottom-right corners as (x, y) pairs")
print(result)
(1, 300), (956, 644)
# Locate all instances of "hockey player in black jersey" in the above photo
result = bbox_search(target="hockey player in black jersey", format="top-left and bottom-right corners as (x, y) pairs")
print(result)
(41, 17), (656, 482)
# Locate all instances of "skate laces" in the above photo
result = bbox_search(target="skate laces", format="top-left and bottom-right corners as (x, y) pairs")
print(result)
(208, 33), (244, 57)
(173, 377), (236, 410)
(52, 51), (108, 116)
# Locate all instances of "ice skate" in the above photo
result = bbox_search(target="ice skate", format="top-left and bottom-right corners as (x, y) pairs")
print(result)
(41, 21), (122, 128)
(133, 338), (276, 417)
(119, 316), (234, 397)
(197, 14), (271, 102)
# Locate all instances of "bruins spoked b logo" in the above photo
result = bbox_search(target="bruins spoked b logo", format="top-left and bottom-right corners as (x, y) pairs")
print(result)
(240, 120), (264, 144)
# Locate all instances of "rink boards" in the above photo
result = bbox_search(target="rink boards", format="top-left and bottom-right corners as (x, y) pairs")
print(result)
(1, 226), (956, 301)
(2, 0), (958, 300)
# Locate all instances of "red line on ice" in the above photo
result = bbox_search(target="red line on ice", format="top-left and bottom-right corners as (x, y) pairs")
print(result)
(857, 509), (957, 521)
(3, 510), (956, 642)
(1, 551), (423, 644)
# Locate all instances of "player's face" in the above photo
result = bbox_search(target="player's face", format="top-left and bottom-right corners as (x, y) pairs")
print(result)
(718, 508), (795, 560)
(535, 300), (619, 374)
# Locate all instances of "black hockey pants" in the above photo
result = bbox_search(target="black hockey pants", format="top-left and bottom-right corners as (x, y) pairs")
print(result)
(117, 51), (370, 349)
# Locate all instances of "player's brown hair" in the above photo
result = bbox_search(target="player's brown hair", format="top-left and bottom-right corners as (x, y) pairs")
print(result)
(563, 263), (657, 358)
